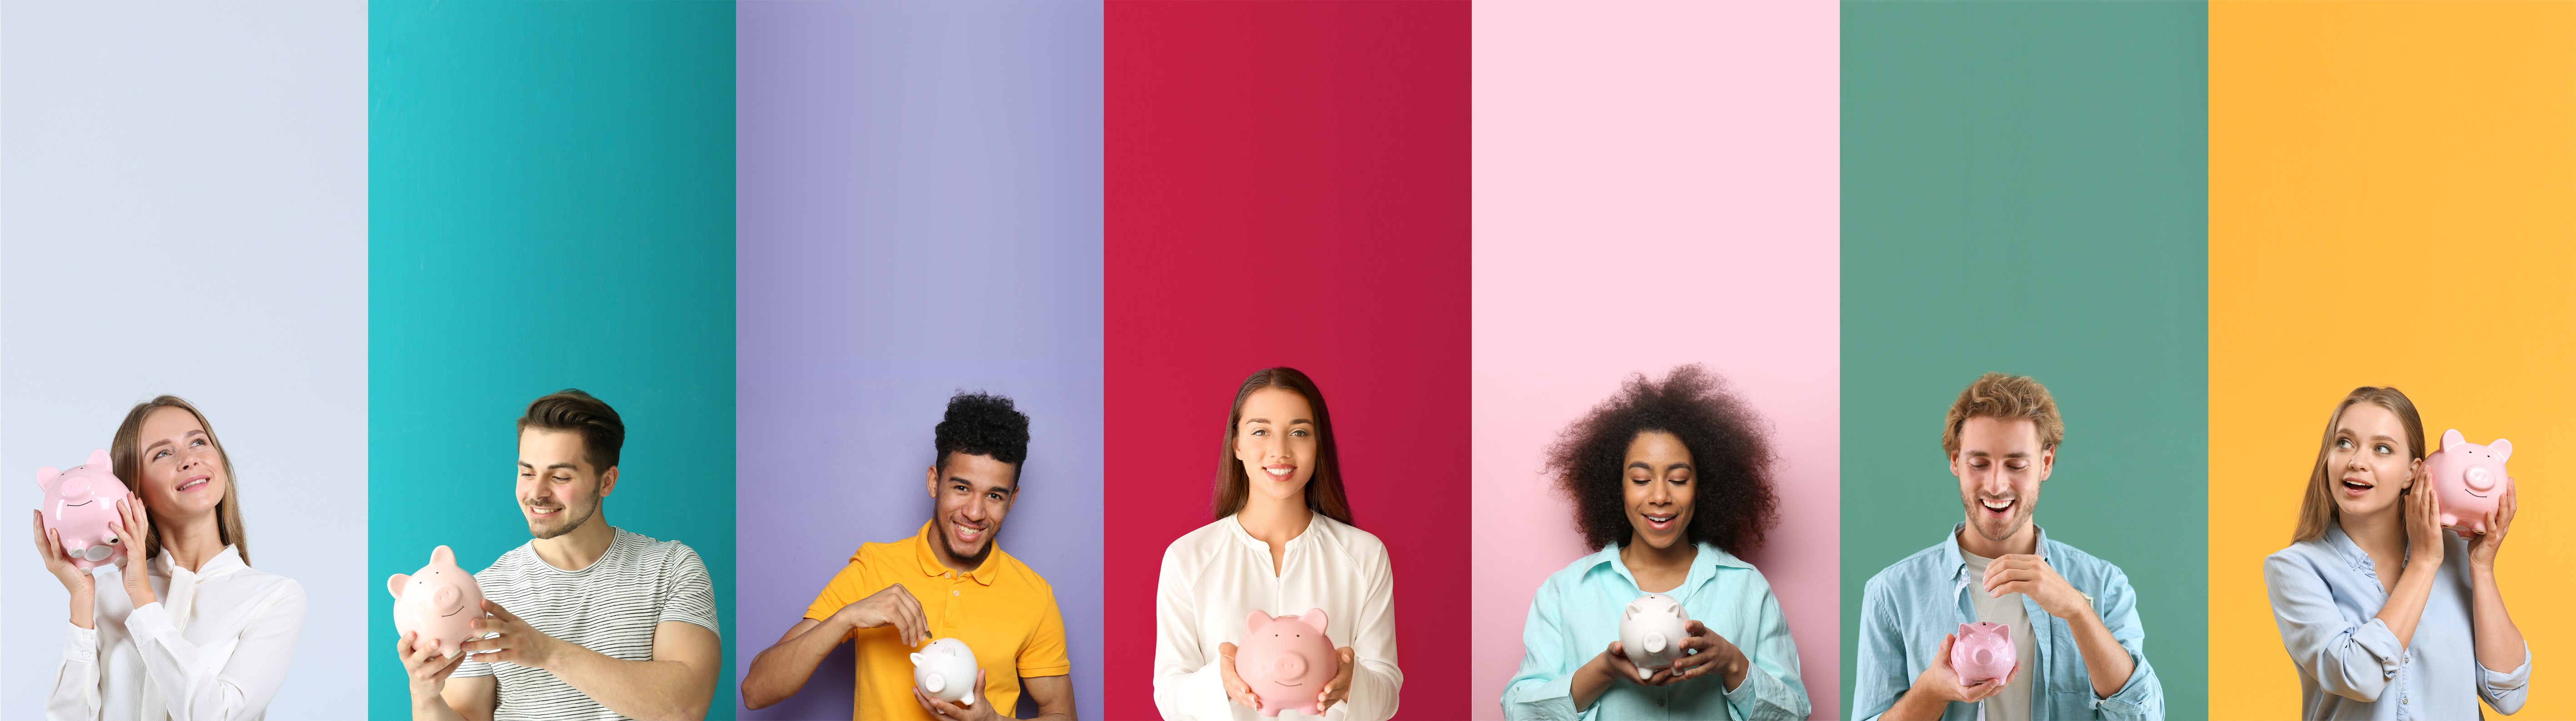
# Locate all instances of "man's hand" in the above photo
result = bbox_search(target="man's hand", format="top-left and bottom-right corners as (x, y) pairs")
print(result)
(1663, 620), (1750, 689)
(1315, 646), (1356, 713)
(1910, 633), (2013, 704)
(913, 668), (999, 721)
(1983, 554), (2092, 621)
(1217, 642), (1262, 710)
(833, 583), (929, 647)
(460, 600), (566, 669)
(399, 631), (468, 708)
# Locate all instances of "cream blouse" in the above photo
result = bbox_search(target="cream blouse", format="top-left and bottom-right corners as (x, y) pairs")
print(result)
(47, 546), (306, 721)
(1153, 513), (1401, 721)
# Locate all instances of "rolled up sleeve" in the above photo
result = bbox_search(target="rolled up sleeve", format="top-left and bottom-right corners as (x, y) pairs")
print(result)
(1720, 586), (1810, 721)
(2479, 646), (2531, 715)
(1500, 582), (1584, 721)
(2084, 567), (2161, 720)
(2266, 552), (2401, 702)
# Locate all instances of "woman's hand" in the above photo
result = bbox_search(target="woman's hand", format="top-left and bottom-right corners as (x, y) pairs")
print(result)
(113, 493), (157, 608)
(2466, 481), (2516, 570)
(1663, 621), (1749, 689)
(2403, 474), (2445, 569)
(1216, 642), (1262, 710)
(1315, 646), (1356, 713)
(32, 509), (98, 628)
(1597, 641), (1677, 687)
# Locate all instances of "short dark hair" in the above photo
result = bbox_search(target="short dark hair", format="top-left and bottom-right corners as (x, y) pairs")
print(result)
(935, 391), (1031, 483)
(1546, 364), (1779, 556)
(518, 389), (625, 473)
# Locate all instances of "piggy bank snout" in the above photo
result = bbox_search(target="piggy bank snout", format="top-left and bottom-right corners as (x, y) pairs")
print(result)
(1267, 653), (1307, 677)
(1641, 632), (1668, 654)
(82, 545), (115, 562)
(60, 477), (93, 498)
(2464, 466), (2497, 492)
(432, 585), (462, 609)
(1975, 648), (1994, 666)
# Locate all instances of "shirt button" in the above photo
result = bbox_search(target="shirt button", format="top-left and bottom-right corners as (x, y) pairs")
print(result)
(953, 590), (961, 597)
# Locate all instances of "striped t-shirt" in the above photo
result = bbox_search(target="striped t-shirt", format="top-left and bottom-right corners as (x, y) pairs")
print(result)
(457, 527), (720, 721)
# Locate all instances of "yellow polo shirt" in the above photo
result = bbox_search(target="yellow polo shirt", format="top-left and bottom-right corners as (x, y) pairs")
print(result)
(804, 521), (1070, 721)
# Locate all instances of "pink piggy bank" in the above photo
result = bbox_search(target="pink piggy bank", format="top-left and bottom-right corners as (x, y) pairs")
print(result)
(1951, 622), (2015, 685)
(37, 450), (131, 570)
(389, 546), (488, 658)
(2425, 429), (2513, 535)
(1236, 609), (1336, 717)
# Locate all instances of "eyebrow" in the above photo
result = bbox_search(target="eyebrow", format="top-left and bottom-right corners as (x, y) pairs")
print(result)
(141, 430), (208, 455)
(1964, 450), (2034, 458)
(518, 461), (583, 471)
(1243, 418), (1315, 425)
(950, 474), (1015, 497)
(1627, 461), (1694, 471)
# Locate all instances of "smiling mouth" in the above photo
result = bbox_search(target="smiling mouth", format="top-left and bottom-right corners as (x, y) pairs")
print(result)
(177, 478), (209, 492)
(1979, 498), (2016, 514)
(441, 607), (466, 617)
(64, 500), (93, 507)
(1274, 682), (1304, 687)
(1264, 465), (1296, 481)
(2341, 478), (2374, 493)
(1641, 512), (1677, 529)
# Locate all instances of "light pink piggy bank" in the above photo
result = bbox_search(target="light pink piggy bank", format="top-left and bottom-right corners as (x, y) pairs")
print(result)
(389, 546), (487, 658)
(1951, 622), (2015, 685)
(1236, 609), (1335, 717)
(37, 450), (131, 570)
(2426, 429), (2513, 534)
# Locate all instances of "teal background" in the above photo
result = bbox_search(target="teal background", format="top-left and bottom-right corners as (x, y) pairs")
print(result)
(367, 2), (736, 719)
(1841, 1), (2207, 717)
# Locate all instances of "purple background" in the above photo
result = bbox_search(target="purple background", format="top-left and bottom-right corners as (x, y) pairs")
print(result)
(734, 3), (1101, 720)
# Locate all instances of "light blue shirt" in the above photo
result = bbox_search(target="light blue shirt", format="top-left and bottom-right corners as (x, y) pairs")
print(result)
(1853, 524), (2162, 721)
(1502, 542), (1809, 721)
(2263, 523), (2531, 719)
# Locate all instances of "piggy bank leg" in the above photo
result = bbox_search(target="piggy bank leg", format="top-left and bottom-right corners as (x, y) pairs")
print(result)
(1260, 707), (1282, 717)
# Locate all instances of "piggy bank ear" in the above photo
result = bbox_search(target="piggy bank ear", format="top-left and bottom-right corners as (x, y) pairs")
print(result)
(432, 545), (455, 566)
(910, 652), (925, 666)
(1299, 609), (1329, 632)
(38, 466), (60, 492)
(1623, 604), (1638, 621)
(2444, 429), (2466, 452)
(86, 449), (112, 468)
(2490, 438), (2512, 461)
(1669, 603), (1684, 619)
(389, 574), (410, 599)
(1246, 610), (1273, 631)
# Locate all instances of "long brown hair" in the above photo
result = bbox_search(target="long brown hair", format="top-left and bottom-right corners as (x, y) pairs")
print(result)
(110, 396), (251, 566)
(1211, 367), (1356, 527)
(2292, 386), (2425, 543)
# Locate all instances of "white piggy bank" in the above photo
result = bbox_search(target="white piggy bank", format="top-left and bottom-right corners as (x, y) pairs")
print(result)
(1619, 592), (1692, 679)
(911, 637), (980, 706)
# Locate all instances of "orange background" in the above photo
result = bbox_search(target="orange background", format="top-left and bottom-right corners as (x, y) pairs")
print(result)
(2212, 2), (2576, 718)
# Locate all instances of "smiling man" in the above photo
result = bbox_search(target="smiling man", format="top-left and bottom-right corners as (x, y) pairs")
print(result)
(1851, 373), (2162, 721)
(398, 388), (724, 721)
(740, 391), (1074, 721)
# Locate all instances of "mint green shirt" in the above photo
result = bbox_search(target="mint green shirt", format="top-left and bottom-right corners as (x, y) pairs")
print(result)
(1502, 542), (1810, 720)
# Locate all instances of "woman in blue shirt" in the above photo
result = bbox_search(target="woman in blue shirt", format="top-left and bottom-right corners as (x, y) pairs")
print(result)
(1501, 365), (1809, 720)
(2263, 386), (2530, 720)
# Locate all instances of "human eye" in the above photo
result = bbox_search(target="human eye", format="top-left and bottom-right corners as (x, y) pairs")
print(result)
(152, 449), (170, 461)
(1250, 428), (1266, 437)
(2375, 443), (2392, 454)
(2337, 438), (2353, 449)
(1292, 428), (1309, 438)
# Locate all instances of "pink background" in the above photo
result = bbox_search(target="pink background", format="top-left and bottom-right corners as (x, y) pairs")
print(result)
(1470, 2), (1841, 719)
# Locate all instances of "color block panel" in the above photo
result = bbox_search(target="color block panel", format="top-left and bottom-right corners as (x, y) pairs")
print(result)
(1103, 2), (1471, 718)
(1842, 2), (2207, 717)
(1470, 1), (1842, 719)
(734, 2), (1103, 719)
(368, 2), (737, 718)
(2210, 2), (2576, 717)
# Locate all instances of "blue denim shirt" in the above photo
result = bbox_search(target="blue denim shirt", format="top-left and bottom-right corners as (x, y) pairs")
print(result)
(1502, 542), (1810, 721)
(1852, 524), (2162, 721)
(2262, 524), (2530, 720)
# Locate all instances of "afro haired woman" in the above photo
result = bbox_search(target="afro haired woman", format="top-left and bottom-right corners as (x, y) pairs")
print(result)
(1501, 365), (1809, 720)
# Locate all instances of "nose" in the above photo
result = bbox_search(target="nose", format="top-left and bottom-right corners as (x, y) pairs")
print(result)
(433, 585), (461, 607)
(2465, 466), (2497, 492)
(1271, 653), (1305, 677)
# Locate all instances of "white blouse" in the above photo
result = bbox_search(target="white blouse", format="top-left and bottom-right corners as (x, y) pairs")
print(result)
(47, 546), (307, 721)
(1154, 513), (1401, 721)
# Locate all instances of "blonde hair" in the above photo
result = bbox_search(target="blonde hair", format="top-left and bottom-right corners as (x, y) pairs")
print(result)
(1941, 372), (2065, 459)
(110, 396), (251, 566)
(2292, 387), (2424, 543)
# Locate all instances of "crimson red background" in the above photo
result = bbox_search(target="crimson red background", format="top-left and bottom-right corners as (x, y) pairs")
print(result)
(1103, 2), (1471, 718)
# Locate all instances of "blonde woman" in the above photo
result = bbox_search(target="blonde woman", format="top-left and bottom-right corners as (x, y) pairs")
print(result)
(2263, 386), (2529, 719)
(37, 396), (306, 720)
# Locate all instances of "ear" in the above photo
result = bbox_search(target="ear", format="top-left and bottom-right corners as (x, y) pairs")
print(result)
(38, 466), (60, 492)
(2445, 429), (2466, 451)
(2491, 438), (2512, 461)
(927, 465), (942, 500)
(910, 652), (926, 666)
(87, 449), (111, 468)
(1246, 610), (1273, 631)
(1623, 604), (1638, 621)
(596, 466), (618, 497)
(1669, 603), (1684, 619)
(1300, 608), (1329, 632)
(389, 574), (410, 599)
(432, 545), (454, 566)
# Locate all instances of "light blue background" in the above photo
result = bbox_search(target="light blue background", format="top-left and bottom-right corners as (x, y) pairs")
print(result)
(733, 3), (1104, 720)
(1, 1), (370, 716)
(367, 2), (737, 718)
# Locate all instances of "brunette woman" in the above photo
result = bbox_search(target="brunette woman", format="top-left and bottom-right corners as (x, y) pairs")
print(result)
(1152, 368), (1400, 721)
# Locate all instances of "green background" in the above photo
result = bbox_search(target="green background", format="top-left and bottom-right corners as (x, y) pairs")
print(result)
(366, 2), (737, 718)
(1841, 1), (2207, 717)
